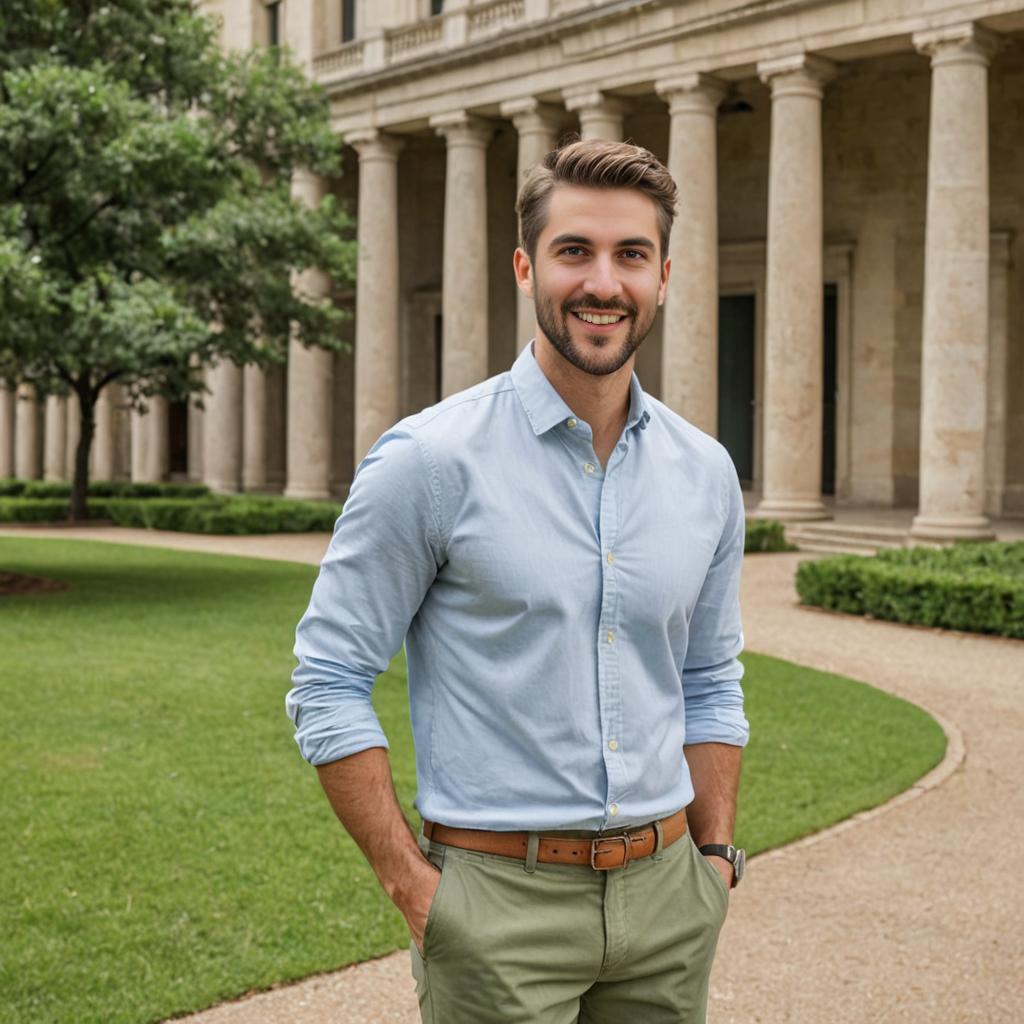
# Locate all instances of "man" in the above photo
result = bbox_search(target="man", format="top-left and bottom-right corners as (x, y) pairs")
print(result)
(287, 139), (749, 1023)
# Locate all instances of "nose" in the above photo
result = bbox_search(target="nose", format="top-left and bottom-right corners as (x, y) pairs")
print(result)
(583, 254), (622, 302)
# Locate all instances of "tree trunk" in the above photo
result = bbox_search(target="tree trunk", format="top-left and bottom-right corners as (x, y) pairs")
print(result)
(69, 386), (96, 523)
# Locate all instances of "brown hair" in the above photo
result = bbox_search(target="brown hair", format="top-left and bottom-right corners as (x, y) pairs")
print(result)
(516, 138), (678, 262)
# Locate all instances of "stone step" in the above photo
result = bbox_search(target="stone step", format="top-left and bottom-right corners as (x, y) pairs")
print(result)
(784, 521), (909, 556)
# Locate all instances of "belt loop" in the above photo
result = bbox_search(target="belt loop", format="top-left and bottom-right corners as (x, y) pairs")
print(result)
(652, 819), (665, 862)
(524, 832), (540, 874)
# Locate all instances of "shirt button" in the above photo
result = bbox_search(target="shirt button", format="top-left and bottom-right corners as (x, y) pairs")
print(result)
(584, 462), (596, 474)
(567, 418), (578, 429)
(606, 630), (615, 644)
(606, 552), (614, 565)
(608, 739), (619, 751)
(609, 804), (619, 816)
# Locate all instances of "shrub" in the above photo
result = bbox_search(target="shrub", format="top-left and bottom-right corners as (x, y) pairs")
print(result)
(0, 491), (342, 533)
(795, 542), (1024, 639)
(745, 519), (793, 554)
(1, 479), (210, 500)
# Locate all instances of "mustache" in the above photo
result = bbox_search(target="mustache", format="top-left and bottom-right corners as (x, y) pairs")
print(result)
(562, 296), (637, 317)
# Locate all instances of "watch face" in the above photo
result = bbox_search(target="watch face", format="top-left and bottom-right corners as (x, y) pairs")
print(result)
(734, 848), (746, 884)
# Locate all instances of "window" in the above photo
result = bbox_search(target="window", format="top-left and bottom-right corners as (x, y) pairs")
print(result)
(266, 0), (281, 46)
(341, 0), (356, 42)
(431, 0), (444, 15)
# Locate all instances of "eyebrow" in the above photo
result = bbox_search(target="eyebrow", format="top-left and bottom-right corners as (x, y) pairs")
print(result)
(548, 234), (656, 251)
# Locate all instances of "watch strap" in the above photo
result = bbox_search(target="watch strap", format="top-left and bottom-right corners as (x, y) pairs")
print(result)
(698, 843), (744, 888)
(698, 843), (737, 862)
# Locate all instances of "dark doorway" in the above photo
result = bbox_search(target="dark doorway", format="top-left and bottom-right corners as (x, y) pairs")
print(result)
(822, 284), (837, 496)
(717, 287), (838, 495)
(168, 400), (188, 476)
(717, 294), (756, 487)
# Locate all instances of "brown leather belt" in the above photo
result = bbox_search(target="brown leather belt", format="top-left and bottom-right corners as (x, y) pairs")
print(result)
(422, 808), (688, 870)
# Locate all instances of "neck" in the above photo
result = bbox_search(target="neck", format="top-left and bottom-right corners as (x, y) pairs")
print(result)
(532, 333), (633, 450)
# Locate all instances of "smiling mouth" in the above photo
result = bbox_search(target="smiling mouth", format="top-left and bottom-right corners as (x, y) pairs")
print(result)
(571, 311), (628, 326)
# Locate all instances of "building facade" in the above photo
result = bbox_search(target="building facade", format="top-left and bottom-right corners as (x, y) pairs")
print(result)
(1, 0), (1022, 540)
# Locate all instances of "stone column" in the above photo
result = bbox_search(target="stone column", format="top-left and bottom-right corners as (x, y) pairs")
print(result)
(563, 88), (628, 142)
(130, 397), (169, 482)
(0, 384), (15, 478)
(501, 99), (564, 353)
(985, 231), (1013, 517)
(754, 54), (836, 522)
(242, 364), (267, 491)
(203, 360), (243, 493)
(92, 387), (116, 481)
(44, 395), (67, 481)
(430, 112), (494, 397)
(15, 384), (41, 479)
(347, 129), (404, 466)
(656, 74), (726, 435)
(910, 24), (1000, 540)
(285, 168), (334, 500)
(65, 391), (81, 480)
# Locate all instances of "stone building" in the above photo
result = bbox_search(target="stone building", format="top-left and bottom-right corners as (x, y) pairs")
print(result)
(1, 0), (1022, 541)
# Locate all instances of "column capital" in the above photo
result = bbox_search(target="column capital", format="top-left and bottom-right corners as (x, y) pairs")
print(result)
(562, 87), (629, 118)
(429, 111), (494, 147)
(655, 73), (728, 116)
(758, 53), (837, 98)
(499, 97), (565, 134)
(913, 22), (1001, 67)
(346, 128), (404, 162)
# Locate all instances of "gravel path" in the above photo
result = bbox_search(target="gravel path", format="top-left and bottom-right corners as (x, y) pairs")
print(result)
(4, 527), (1022, 1022)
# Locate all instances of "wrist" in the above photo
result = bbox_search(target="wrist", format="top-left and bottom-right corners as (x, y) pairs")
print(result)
(698, 843), (746, 888)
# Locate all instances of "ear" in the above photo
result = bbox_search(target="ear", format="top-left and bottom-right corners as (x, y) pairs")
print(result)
(657, 256), (671, 307)
(513, 247), (534, 299)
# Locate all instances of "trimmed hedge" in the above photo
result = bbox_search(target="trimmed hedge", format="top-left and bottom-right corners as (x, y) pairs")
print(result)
(0, 479), (210, 499)
(795, 541), (1024, 639)
(745, 518), (794, 554)
(102, 496), (342, 534)
(0, 493), (341, 534)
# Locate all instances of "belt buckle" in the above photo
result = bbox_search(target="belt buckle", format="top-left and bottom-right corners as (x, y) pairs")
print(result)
(590, 834), (631, 871)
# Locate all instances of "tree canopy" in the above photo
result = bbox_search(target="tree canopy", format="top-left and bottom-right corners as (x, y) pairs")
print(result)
(0, 0), (356, 517)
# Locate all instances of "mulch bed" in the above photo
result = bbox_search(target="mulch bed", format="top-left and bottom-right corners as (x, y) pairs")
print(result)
(0, 572), (70, 596)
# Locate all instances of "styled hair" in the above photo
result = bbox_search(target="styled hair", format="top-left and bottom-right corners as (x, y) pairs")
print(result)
(515, 138), (678, 262)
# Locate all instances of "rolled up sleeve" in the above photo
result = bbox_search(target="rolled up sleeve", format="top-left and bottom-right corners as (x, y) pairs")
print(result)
(286, 428), (443, 766)
(681, 452), (750, 748)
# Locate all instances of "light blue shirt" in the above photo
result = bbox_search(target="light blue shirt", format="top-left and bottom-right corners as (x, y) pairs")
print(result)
(287, 342), (749, 832)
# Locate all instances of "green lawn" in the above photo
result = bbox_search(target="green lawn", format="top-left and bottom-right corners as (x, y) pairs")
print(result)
(0, 538), (946, 1024)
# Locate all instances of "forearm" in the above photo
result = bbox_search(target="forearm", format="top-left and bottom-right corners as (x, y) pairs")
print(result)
(315, 746), (428, 907)
(683, 741), (743, 847)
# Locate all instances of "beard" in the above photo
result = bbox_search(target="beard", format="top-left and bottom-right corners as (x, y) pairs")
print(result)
(534, 288), (657, 377)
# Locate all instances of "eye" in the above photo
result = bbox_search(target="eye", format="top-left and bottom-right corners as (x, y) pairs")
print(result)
(621, 249), (646, 260)
(559, 246), (586, 257)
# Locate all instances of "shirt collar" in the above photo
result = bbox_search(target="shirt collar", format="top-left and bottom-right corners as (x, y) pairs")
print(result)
(511, 341), (652, 436)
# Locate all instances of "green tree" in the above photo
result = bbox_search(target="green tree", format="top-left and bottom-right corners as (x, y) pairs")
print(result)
(0, 0), (355, 520)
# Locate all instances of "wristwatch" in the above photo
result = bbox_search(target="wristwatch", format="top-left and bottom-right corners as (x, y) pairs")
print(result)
(698, 843), (746, 888)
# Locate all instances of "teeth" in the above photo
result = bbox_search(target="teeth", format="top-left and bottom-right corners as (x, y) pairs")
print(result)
(576, 312), (624, 325)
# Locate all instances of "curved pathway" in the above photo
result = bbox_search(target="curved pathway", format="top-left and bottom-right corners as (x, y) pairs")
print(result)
(4, 527), (1022, 1022)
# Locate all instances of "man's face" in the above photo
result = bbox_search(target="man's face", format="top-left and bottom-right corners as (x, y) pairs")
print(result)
(515, 184), (670, 377)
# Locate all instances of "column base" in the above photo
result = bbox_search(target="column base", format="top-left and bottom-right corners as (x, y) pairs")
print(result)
(205, 478), (241, 496)
(752, 497), (832, 522)
(284, 484), (332, 502)
(909, 513), (995, 543)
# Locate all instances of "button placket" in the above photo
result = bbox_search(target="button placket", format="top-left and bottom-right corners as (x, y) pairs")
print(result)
(596, 459), (625, 821)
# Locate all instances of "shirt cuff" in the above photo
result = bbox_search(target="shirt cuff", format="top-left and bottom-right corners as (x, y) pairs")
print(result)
(286, 688), (390, 766)
(683, 706), (751, 748)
